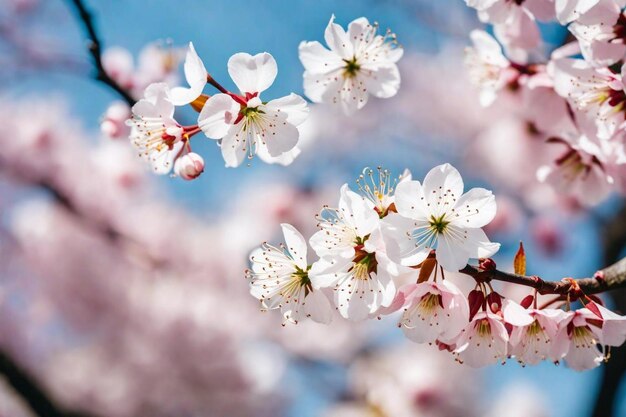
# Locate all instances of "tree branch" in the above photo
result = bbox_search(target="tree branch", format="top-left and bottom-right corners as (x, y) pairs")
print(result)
(459, 256), (626, 299)
(65, 0), (135, 106)
(0, 349), (93, 417)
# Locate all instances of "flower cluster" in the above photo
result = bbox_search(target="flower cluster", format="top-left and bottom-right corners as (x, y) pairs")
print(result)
(247, 164), (626, 370)
(462, 0), (626, 206)
(125, 16), (402, 178)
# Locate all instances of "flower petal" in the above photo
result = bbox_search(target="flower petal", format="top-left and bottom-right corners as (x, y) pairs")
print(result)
(198, 94), (240, 139)
(228, 52), (277, 94)
(280, 223), (308, 270)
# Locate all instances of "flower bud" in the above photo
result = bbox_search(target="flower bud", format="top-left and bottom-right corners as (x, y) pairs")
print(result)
(174, 152), (204, 180)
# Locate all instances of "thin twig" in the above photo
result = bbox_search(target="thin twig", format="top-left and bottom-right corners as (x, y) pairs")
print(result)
(65, 0), (135, 106)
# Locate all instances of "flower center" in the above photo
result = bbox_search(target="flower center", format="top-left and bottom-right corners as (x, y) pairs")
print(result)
(429, 214), (450, 234)
(292, 266), (313, 296)
(418, 292), (443, 313)
(350, 244), (378, 280)
(475, 318), (492, 337)
(342, 57), (361, 78)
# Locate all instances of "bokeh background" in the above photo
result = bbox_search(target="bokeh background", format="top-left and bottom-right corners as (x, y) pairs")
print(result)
(1, 1), (626, 417)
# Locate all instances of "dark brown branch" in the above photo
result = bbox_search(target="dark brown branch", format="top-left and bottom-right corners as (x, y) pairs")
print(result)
(460, 256), (626, 298)
(0, 349), (93, 417)
(65, 0), (135, 106)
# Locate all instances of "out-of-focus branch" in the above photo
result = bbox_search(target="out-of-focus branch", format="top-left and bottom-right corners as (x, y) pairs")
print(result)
(460, 256), (626, 298)
(592, 205), (626, 417)
(0, 349), (93, 417)
(65, 0), (135, 106)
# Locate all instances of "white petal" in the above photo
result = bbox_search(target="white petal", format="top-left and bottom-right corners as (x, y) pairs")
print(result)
(169, 42), (208, 105)
(423, 163), (465, 217)
(198, 94), (240, 139)
(436, 231), (470, 272)
(363, 64), (401, 99)
(305, 290), (333, 324)
(394, 180), (429, 220)
(220, 126), (248, 168)
(324, 15), (354, 60)
(450, 188), (497, 228)
(265, 93), (309, 126)
(258, 114), (300, 157)
(460, 227), (501, 259)
(228, 52), (277, 94)
(280, 223), (308, 270)
(298, 40), (344, 73)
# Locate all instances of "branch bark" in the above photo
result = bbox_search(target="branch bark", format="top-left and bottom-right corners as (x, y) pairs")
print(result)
(459, 256), (626, 298)
(0, 349), (93, 417)
(66, 0), (135, 106)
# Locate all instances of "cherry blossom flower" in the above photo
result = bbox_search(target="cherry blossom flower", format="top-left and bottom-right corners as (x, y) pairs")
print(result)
(173, 150), (204, 180)
(247, 223), (332, 325)
(308, 185), (398, 321)
(381, 163), (500, 272)
(198, 53), (308, 167)
(298, 15), (403, 115)
(551, 307), (606, 370)
(464, 0), (551, 58)
(103, 42), (183, 97)
(100, 101), (131, 139)
(464, 30), (513, 106)
(537, 135), (615, 205)
(454, 310), (509, 367)
(398, 280), (469, 344)
(355, 166), (411, 216)
(169, 42), (208, 106)
(568, 1), (626, 67)
(503, 300), (567, 365)
(551, 57), (626, 139)
(127, 83), (186, 174)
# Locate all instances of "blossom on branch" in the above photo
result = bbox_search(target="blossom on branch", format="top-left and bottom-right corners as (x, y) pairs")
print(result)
(299, 15), (403, 115)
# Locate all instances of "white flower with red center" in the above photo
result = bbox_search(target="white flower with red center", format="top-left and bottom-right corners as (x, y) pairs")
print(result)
(169, 42), (208, 106)
(550, 302), (626, 370)
(551, 307), (605, 370)
(127, 83), (191, 174)
(454, 310), (509, 367)
(298, 15), (403, 115)
(398, 280), (469, 344)
(537, 134), (615, 205)
(247, 223), (333, 325)
(308, 185), (398, 321)
(381, 163), (500, 272)
(568, 1), (626, 67)
(551, 58), (626, 139)
(198, 52), (309, 167)
(464, 30), (514, 106)
(503, 300), (568, 365)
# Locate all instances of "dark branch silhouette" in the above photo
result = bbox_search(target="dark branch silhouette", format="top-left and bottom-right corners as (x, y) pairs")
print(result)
(66, 0), (136, 106)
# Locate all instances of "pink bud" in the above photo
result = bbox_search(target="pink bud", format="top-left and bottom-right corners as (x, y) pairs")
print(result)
(174, 152), (204, 180)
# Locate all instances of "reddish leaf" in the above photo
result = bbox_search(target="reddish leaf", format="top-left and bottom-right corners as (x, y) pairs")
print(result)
(514, 241), (526, 276)
(586, 301), (604, 319)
